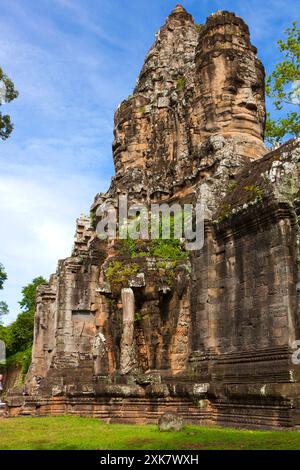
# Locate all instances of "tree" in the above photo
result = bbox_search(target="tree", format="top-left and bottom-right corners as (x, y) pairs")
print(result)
(6, 276), (46, 356)
(0, 263), (8, 325)
(0, 67), (19, 140)
(0, 276), (46, 377)
(0, 263), (7, 290)
(265, 21), (300, 145)
(19, 276), (47, 314)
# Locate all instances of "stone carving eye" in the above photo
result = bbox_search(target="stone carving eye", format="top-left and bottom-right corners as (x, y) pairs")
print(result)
(251, 83), (261, 94)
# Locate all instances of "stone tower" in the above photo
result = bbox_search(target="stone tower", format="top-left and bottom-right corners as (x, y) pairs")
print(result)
(8, 7), (300, 428)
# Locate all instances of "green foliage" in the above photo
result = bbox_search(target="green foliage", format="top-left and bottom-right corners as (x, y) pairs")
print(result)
(195, 24), (203, 33)
(0, 301), (9, 318)
(21, 346), (32, 377)
(156, 260), (178, 286)
(0, 67), (19, 140)
(150, 238), (187, 260)
(265, 111), (300, 145)
(123, 237), (139, 257)
(122, 214), (188, 261)
(266, 21), (300, 144)
(244, 185), (265, 204)
(19, 276), (46, 313)
(106, 261), (139, 288)
(5, 311), (35, 357)
(0, 262), (8, 324)
(134, 312), (142, 323)
(227, 181), (237, 192)
(176, 76), (186, 91)
(0, 276), (46, 379)
(150, 213), (188, 260)
(137, 251), (148, 257)
(215, 202), (232, 223)
(214, 185), (265, 224)
(5, 346), (32, 379)
(0, 262), (7, 290)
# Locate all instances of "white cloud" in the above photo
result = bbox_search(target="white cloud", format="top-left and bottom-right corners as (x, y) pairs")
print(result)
(0, 164), (109, 324)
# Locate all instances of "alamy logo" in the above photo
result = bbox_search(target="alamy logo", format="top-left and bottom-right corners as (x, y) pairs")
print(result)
(95, 195), (205, 251)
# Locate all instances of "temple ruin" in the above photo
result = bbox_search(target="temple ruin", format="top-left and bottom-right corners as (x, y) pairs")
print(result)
(6, 6), (300, 428)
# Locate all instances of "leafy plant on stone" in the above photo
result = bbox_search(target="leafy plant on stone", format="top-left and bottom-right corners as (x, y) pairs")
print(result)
(106, 261), (139, 289)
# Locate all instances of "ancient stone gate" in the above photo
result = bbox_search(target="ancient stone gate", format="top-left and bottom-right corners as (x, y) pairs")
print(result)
(7, 6), (300, 428)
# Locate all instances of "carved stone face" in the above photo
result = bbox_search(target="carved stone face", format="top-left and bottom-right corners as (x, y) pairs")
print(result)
(198, 50), (265, 141)
(225, 52), (265, 139)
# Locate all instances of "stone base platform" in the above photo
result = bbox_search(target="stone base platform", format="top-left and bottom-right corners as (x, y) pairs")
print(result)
(6, 380), (300, 429)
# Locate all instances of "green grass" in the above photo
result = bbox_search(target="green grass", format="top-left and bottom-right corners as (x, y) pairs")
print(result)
(1, 416), (300, 450)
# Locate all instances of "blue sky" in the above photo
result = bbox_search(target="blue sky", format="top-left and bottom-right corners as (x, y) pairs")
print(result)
(0, 0), (299, 323)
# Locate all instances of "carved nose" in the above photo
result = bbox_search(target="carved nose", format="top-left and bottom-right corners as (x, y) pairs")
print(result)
(245, 101), (257, 111)
(239, 90), (257, 111)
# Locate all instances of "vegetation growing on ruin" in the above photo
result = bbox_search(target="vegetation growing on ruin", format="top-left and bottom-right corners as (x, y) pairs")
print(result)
(122, 236), (187, 261)
(122, 237), (148, 258)
(156, 260), (178, 286)
(195, 24), (203, 33)
(214, 202), (232, 224)
(244, 185), (265, 204)
(122, 214), (189, 262)
(134, 312), (142, 323)
(176, 76), (186, 91)
(226, 181), (237, 192)
(214, 184), (266, 224)
(150, 238), (187, 260)
(106, 261), (139, 289)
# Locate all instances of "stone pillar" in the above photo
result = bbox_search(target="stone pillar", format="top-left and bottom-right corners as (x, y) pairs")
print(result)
(93, 330), (109, 376)
(120, 288), (137, 375)
(26, 277), (57, 391)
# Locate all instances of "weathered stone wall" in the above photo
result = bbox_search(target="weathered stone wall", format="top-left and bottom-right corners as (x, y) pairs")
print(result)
(192, 205), (299, 355)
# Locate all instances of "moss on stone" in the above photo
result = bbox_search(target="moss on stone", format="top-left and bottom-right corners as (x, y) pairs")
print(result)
(214, 202), (232, 224)
(244, 185), (264, 204)
(176, 76), (186, 91)
(227, 181), (237, 192)
(135, 312), (142, 323)
(156, 260), (178, 286)
(106, 261), (139, 289)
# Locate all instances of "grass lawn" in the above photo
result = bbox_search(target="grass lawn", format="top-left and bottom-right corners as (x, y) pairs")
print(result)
(0, 416), (300, 450)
